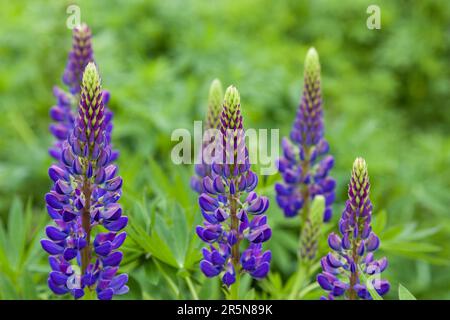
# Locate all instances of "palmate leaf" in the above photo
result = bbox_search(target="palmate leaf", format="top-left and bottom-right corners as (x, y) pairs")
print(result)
(372, 209), (387, 235)
(0, 198), (45, 299)
(127, 196), (201, 270)
(127, 214), (178, 267)
(379, 221), (448, 266)
(398, 284), (417, 300)
(371, 209), (447, 265)
(147, 157), (193, 212)
(0, 274), (18, 299)
(7, 198), (25, 268)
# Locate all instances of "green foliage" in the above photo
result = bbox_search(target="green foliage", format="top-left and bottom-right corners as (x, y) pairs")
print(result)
(398, 284), (417, 300)
(0, 198), (46, 299)
(0, 0), (449, 299)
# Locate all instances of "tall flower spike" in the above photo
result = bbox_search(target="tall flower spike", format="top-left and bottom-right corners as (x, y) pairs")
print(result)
(206, 79), (224, 130)
(196, 86), (271, 289)
(299, 195), (324, 261)
(41, 63), (128, 300)
(191, 79), (224, 193)
(317, 158), (389, 300)
(49, 23), (117, 163)
(63, 23), (93, 94)
(275, 47), (335, 224)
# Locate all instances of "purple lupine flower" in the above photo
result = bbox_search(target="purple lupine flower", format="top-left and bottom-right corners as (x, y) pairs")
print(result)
(191, 79), (224, 193)
(196, 86), (271, 287)
(275, 48), (335, 222)
(41, 63), (128, 300)
(49, 24), (117, 162)
(317, 158), (389, 300)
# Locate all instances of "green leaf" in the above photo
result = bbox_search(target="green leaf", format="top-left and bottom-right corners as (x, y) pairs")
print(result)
(0, 274), (18, 299)
(144, 259), (161, 286)
(7, 197), (25, 269)
(382, 241), (441, 253)
(128, 220), (178, 267)
(20, 271), (37, 300)
(358, 266), (383, 301)
(244, 288), (255, 300)
(169, 203), (189, 268)
(372, 209), (387, 234)
(399, 284), (417, 300)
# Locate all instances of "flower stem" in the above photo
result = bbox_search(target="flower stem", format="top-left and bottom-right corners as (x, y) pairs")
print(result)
(298, 146), (311, 259)
(154, 259), (179, 298)
(288, 262), (309, 299)
(81, 177), (91, 274)
(229, 271), (240, 300)
(83, 287), (95, 300)
(185, 276), (199, 300)
(229, 189), (241, 300)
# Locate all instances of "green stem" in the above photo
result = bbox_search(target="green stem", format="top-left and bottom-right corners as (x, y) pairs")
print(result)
(81, 177), (92, 274)
(83, 287), (95, 300)
(228, 181), (241, 300)
(229, 272), (240, 300)
(298, 146), (311, 258)
(154, 260), (179, 298)
(288, 262), (309, 300)
(185, 276), (199, 300)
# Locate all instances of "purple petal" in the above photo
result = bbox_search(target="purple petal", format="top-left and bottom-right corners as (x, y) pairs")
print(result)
(45, 193), (63, 209)
(105, 176), (123, 192)
(48, 278), (69, 295)
(97, 288), (114, 300)
(317, 273), (333, 291)
(63, 247), (78, 260)
(250, 262), (269, 279)
(366, 232), (380, 252)
(200, 260), (221, 277)
(199, 194), (219, 212)
(103, 252), (123, 267)
(45, 226), (67, 241)
(111, 232), (127, 250)
(222, 271), (236, 287)
(41, 239), (64, 255)
(95, 241), (112, 256)
(49, 271), (68, 286)
(110, 274), (128, 291)
(104, 216), (128, 231)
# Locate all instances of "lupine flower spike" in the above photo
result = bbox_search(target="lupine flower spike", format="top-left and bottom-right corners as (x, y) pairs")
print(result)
(49, 23), (117, 163)
(299, 196), (324, 261)
(41, 63), (128, 300)
(191, 79), (224, 193)
(275, 48), (335, 225)
(196, 86), (271, 291)
(317, 158), (389, 300)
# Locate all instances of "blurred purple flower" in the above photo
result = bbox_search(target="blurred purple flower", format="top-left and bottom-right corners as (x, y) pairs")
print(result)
(49, 24), (117, 162)
(191, 79), (224, 193)
(275, 48), (335, 222)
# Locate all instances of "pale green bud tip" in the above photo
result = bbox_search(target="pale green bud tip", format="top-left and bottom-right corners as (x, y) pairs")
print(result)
(208, 78), (223, 107)
(224, 85), (240, 110)
(353, 157), (368, 176)
(82, 62), (100, 90)
(310, 195), (325, 224)
(210, 78), (223, 95)
(304, 47), (321, 76)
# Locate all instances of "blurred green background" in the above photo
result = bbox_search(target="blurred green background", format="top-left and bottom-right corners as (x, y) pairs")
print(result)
(0, 0), (449, 299)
